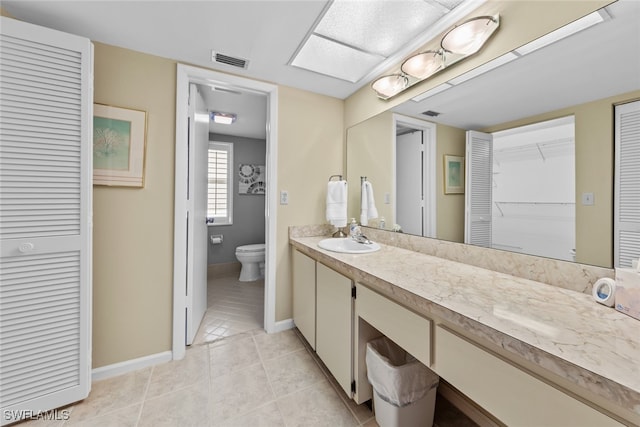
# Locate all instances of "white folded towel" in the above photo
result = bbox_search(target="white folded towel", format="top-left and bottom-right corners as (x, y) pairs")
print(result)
(360, 181), (378, 226)
(326, 180), (348, 228)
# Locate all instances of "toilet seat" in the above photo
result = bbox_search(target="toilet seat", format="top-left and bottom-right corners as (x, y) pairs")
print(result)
(236, 244), (265, 253)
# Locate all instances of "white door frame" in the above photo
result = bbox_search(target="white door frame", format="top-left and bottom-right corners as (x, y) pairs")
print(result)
(173, 64), (278, 360)
(392, 114), (437, 238)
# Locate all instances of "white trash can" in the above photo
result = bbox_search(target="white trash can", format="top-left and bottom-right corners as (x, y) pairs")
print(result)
(366, 337), (439, 427)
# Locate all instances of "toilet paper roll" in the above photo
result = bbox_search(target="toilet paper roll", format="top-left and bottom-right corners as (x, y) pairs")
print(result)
(592, 278), (616, 307)
(210, 235), (223, 245)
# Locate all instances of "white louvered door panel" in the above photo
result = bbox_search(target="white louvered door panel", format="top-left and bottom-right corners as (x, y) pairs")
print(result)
(0, 17), (92, 425)
(465, 131), (493, 247)
(615, 101), (640, 268)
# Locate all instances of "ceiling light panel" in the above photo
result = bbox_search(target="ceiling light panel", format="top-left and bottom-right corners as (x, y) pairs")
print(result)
(291, 34), (386, 82)
(315, 0), (446, 57)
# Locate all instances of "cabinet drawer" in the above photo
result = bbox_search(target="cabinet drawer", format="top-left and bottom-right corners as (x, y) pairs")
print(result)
(435, 326), (622, 427)
(355, 283), (431, 366)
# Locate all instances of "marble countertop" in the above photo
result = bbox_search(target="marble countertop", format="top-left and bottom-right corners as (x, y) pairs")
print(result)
(290, 235), (640, 420)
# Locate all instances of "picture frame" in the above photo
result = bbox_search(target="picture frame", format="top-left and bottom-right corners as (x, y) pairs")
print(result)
(238, 164), (265, 195)
(444, 155), (464, 194)
(93, 103), (147, 187)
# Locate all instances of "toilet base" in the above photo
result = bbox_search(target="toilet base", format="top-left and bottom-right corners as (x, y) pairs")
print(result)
(239, 263), (263, 282)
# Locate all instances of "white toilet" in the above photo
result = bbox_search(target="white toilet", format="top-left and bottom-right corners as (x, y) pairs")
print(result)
(235, 243), (265, 282)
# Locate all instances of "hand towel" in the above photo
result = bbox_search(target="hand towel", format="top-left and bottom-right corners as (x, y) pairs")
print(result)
(360, 181), (378, 226)
(326, 180), (348, 228)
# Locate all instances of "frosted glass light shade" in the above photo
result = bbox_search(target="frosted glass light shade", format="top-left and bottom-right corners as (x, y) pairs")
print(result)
(401, 50), (443, 79)
(371, 74), (408, 99)
(441, 16), (499, 55)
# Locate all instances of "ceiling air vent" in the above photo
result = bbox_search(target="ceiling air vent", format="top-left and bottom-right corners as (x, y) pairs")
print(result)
(211, 51), (249, 69)
(421, 110), (441, 117)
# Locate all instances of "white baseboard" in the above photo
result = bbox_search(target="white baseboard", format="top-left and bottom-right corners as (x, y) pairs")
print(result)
(438, 381), (502, 427)
(272, 318), (294, 333)
(91, 351), (173, 382)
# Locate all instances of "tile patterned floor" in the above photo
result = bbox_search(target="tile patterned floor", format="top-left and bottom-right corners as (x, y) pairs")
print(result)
(193, 273), (265, 345)
(15, 272), (478, 426)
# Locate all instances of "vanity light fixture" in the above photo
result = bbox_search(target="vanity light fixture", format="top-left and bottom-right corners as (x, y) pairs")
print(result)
(401, 50), (444, 80)
(371, 14), (500, 100)
(210, 111), (237, 125)
(441, 15), (500, 55)
(371, 74), (409, 99)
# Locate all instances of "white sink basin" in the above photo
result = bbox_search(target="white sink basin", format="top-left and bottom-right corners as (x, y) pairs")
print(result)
(318, 238), (380, 254)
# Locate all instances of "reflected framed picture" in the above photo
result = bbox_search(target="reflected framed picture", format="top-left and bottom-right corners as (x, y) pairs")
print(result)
(444, 155), (464, 194)
(93, 104), (147, 187)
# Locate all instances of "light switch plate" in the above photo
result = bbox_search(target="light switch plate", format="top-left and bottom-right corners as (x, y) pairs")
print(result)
(582, 192), (594, 206)
(280, 190), (289, 205)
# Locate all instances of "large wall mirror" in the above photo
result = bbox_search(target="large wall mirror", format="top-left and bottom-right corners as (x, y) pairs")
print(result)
(346, 0), (640, 269)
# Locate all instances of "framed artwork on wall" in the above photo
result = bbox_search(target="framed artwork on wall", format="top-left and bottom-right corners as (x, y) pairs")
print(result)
(444, 154), (464, 194)
(93, 103), (147, 187)
(238, 164), (265, 194)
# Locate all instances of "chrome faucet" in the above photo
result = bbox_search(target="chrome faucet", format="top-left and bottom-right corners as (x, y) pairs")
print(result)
(351, 231), (372, 245)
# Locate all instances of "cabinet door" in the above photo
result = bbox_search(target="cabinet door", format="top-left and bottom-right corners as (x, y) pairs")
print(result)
(316, 263), (352, 396)
(435, 326), (623, 427)
(0, 17), (92, 425)
(292, 250), (316, 349)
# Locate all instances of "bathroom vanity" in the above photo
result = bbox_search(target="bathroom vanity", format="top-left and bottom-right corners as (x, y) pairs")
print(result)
(290, 227), (640, 427)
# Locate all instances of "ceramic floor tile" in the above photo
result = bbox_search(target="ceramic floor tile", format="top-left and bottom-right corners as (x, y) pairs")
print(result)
(276, 380), (358, 427)
(195, 274), (265, 345)
(253, 329), (305, 361)
(146, 345), (209, 399)
(263, 349), (326, 397)
(210, 363), (275, 425)
(217, 401), (286, 427)
(65, 404), (141, 427)
(138, 381), (210, 427)
(208, 335), (261, 378)
(65, 368), (151, 423)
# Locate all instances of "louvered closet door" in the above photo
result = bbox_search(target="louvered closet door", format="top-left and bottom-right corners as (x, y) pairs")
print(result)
(615, 101), (640, 268)
(0, 17), (92, 425)
(465, 130), (493, 247)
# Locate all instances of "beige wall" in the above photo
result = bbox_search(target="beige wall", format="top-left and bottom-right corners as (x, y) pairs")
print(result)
(275, 86), (344, 321)
(93, 43), (176, 367)
(436, 124), (466, 242)
(92, 43), (344, 366)
(344, 0), (613, 128)
(484, 90), (640, 268)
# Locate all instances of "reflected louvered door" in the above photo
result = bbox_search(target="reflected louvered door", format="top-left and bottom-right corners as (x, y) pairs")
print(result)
(615, 101), (640, 268)
(465, 130), (493, 247)
(0, 17), (92, 425)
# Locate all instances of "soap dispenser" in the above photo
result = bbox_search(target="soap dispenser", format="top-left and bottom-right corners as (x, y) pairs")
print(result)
(349, 218), (358, 236)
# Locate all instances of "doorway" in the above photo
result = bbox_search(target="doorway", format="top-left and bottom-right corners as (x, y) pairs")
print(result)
(172, 64), (278, 360)
(393, 114), (436, 237)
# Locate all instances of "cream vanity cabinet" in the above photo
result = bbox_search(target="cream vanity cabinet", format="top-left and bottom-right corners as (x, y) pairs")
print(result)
(292, 250), (354, 396)
(435, 326), (624, 427)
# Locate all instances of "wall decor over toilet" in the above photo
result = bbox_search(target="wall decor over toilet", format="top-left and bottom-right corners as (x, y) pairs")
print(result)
(238, 164), (265, 194)
(93, 103), (147, 187)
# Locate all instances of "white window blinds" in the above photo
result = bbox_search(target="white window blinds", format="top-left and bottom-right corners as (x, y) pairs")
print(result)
(207, 142), (233, 225)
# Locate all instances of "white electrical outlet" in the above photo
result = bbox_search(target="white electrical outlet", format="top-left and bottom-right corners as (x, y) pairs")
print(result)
(280, 190), (289, 205)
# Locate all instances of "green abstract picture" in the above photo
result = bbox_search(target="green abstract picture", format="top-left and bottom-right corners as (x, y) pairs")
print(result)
(444, 155), (465, 194)
(93, 116), (131, 170)
(93, 104), (147, 187)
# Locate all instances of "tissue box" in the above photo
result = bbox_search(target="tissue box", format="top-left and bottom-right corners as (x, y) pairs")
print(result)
(615, 268), (640, 321)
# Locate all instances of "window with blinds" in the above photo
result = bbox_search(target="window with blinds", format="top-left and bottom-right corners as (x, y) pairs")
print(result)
(207, 142), (233, 225)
